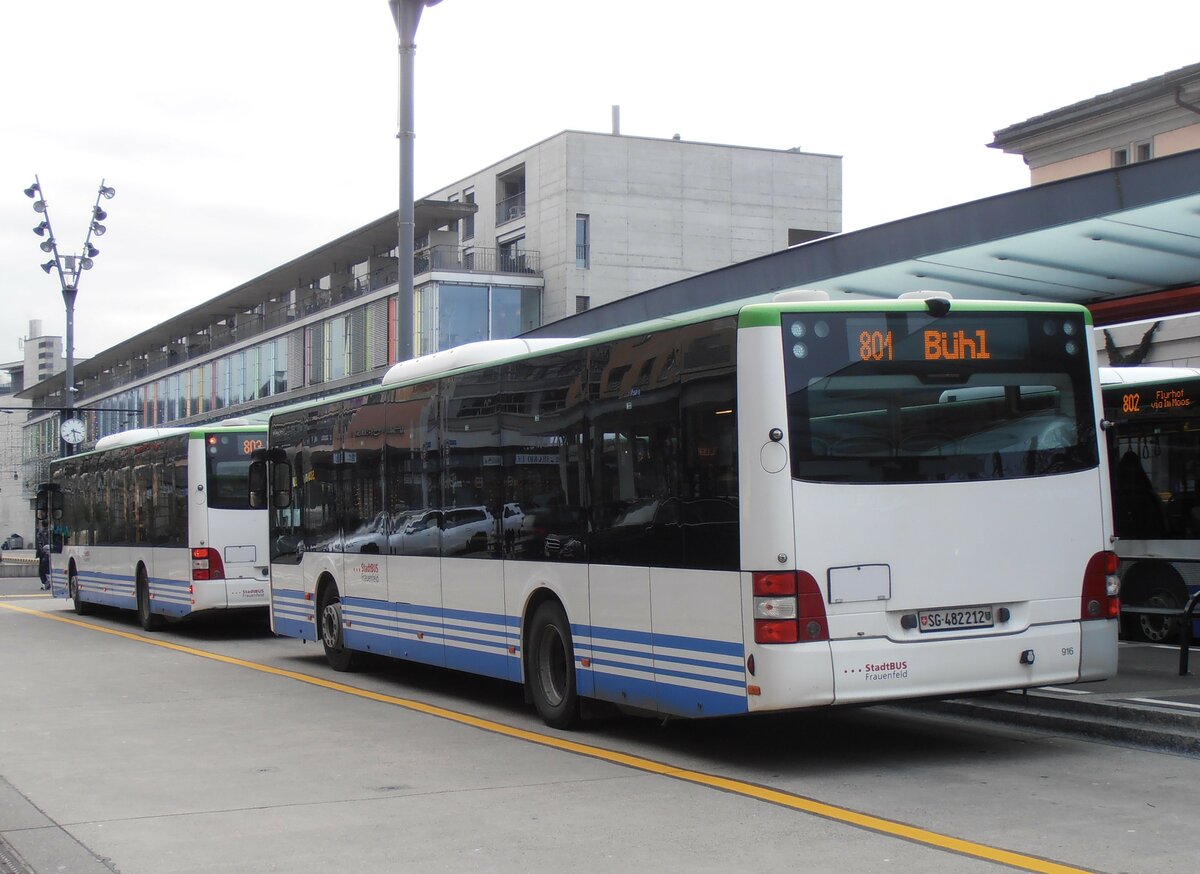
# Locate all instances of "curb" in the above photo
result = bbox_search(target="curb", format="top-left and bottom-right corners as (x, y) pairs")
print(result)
(897, 690), (1200, 757)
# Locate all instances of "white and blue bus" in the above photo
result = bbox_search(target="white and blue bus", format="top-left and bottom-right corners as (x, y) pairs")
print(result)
(261, 292), (1118, 727)
(44, 424), (271, 629)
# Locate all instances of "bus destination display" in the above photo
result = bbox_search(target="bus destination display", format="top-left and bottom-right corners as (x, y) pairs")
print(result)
(1111, 383), (1198, 418)
(847, 316), (1031, 363)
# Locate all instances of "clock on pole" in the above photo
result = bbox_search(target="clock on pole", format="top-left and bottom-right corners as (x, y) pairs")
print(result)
(60, 416), (86, 445)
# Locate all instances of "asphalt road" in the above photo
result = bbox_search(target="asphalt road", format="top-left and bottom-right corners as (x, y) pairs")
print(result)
(1, 580), (1197, 874)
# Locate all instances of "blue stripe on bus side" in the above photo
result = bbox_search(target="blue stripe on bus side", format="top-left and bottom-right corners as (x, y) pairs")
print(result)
(275, 616), (317, 641)
(284, 593), (746, 715)
(343, 597), (516, 681)
(149, 577), (192, 589)
(583, 623), (744, 658)
(57, 568), (192, 614)
(344, 625), (442, 664)
(655, 680), (748, 717)
(585, 640), (742, 676)
(271, 588), (317, 641)
(576, 623), (746, 715)
(588, 671), (748, 718)
(76, 572), (135, 606)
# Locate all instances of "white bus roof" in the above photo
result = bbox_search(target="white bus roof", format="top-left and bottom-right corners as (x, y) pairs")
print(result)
(381, 338), (579, 387)
(1098, 366), (1200, 387)
(91, 418), (268, 452)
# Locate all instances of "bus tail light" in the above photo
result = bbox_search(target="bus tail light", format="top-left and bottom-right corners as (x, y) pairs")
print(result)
(1081, 551), (1120, 620)
(192, 547), (225, 581)
(753, 571), (829, 643)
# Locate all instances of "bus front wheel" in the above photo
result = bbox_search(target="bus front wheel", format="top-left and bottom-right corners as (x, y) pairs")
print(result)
(319, 584), (359, 672)
(527, 600), (580, 729)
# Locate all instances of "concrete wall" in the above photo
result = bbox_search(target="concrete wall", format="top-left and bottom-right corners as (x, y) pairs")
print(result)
(428, 131), (842, 327)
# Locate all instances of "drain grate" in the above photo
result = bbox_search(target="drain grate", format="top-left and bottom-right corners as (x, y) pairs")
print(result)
(0, 834), (32, 874)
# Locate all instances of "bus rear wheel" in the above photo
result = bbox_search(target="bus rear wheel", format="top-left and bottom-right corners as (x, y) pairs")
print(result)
(137, 571), (165, 631)
(319, 584), (359, 672)
(1120, 563), (1187, 644)
(527, 600), (579, 729)
(70, 568), (93, 616)
(1130, 586), (1185, 644)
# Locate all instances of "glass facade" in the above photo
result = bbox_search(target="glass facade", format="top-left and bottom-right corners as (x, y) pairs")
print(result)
(25, 281), (541, 465)
(417, 282), (542, 356)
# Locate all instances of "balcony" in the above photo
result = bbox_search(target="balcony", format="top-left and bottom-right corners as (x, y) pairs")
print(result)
(496, 191), (526, 225)
(416, 244), (540, 276)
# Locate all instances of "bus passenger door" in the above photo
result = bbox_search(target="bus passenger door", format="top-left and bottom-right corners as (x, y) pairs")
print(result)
(385, 391), (444, 667)
(340, 397), (388, 604)
(441, 369), (509, 680)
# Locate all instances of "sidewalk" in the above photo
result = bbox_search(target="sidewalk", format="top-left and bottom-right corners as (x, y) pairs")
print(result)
(906, 641), (1200, 756)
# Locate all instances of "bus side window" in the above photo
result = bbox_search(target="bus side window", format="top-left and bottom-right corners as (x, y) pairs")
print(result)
(1114, 450), (1166, 539)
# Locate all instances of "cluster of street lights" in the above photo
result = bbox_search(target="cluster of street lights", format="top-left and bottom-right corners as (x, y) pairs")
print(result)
(23, 176), (115, 454)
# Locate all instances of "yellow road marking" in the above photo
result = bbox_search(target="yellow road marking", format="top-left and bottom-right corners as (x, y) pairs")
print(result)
(1, 601), (1092, 874)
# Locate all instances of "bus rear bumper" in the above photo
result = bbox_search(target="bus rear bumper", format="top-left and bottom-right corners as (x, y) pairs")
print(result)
(829, 622), (1098, 705)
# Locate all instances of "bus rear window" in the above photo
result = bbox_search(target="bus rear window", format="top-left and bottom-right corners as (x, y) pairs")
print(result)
(782, 311), (1098, 484)
(205, 432), (265, 509)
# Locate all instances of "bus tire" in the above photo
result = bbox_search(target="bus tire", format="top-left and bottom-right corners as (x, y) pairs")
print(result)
(70, 566), (93, 616)
(319, 583), (359, 672)
(136, 570), (165, 632)
(1120, 563), (1187, 644)
(527, 600), (580, 729)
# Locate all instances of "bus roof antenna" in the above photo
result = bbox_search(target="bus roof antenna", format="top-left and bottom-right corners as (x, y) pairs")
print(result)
(899, 289), (952, 316)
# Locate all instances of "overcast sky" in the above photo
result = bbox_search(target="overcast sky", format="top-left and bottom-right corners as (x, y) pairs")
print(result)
(1, 0), (1196, 365)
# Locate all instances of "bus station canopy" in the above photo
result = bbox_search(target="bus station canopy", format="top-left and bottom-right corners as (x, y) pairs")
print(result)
(530, 148), (1200, 338)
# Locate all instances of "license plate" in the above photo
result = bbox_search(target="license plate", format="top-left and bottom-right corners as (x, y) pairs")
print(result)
(918, 606), (994, 632)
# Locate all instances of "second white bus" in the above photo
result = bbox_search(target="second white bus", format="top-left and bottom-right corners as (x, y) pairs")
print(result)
(46, 424), (271, 628)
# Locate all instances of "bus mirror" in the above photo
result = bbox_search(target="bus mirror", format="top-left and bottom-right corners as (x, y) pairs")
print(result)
(272, 461), (293, 509)
(35, 484), (62, 522)
(248, 461), (267, 509)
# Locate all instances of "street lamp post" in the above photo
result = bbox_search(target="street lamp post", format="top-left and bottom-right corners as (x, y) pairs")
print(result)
(388, 0), (441, 362)
(25, 176), (115, 456)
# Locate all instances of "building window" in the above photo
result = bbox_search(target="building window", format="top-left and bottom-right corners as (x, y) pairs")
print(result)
(328, 316), (348, 381)
(439, 285), (489, 349)
(499, 236), (526, 273)
(1112, 147), (1129, 167)
(576, 296), (590, 314)
(463, 189), (475, 241)
(496, 166), (526, 224)
(1135, 141), (1153, 163)
(273, 337), (288, 394)
(576, 214), (590, 268)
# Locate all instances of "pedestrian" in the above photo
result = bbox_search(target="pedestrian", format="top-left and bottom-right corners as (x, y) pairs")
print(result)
(38, 542), (51, 589)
